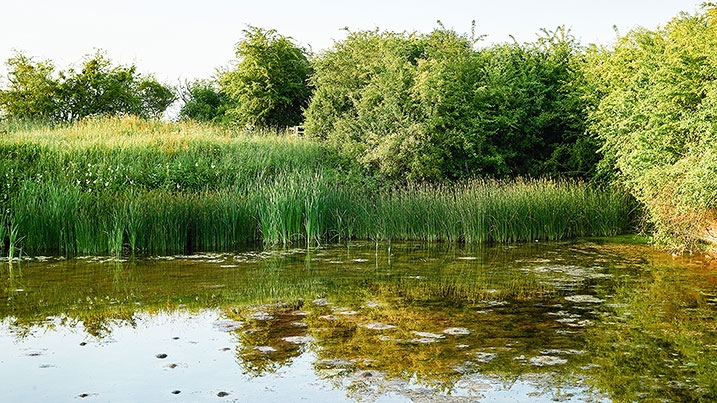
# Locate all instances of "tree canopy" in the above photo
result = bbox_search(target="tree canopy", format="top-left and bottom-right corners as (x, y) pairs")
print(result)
(218, 26), (312, 129)
(304, 26), (592, 183)
(178, 79), (233, 123)
(583, 5), (717, 250)
(0, 51), (175, 122)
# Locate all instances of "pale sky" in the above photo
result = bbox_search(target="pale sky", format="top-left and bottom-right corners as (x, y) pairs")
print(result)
(0, 0), (705, 85)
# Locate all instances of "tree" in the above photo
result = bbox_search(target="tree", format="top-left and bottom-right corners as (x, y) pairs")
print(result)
(304, 26), (591, 183)
(0, 52), (60, 121)
(473, 27), (595, 178)
(136, 78), (176, 120)
(0, 50), (175, 122)
(178, 79), (233, 123)
(583, 5), (717, 250)
(219, 26), (312, 129)
(58, 51), (175, 120)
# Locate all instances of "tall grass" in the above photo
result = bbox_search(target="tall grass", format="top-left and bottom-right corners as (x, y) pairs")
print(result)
(0, 116), (635, 256)
(9, 178), (631, 255)
(342, 179), (632, 244)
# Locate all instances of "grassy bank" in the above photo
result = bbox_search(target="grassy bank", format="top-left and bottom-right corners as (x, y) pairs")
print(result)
(0, 117), (634, 256)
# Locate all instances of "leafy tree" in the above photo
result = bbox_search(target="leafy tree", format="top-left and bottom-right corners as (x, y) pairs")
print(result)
(474, 27), (595, 178)
(0, 52), (60, 121)
(178, 79), (233, 123)
(136, 78), (176, 120)
(58, 51), (175, 120)
(583, 5), (717, 250)
(304, 26), (591, 183)
(305, 29), (442, 181)
(219, 26), (312, 129)
(0, 50), (175, 122)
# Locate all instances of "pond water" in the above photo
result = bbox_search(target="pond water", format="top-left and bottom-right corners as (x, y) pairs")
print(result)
(1, 240), (717, 402)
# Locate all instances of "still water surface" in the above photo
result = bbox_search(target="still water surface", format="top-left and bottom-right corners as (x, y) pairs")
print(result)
(1, 240), (716, 402)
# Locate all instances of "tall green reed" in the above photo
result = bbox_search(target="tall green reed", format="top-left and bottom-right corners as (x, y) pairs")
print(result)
(7, 221), (20, 261)
(1, 117), (634, 256)
(7, 177), (633, 256)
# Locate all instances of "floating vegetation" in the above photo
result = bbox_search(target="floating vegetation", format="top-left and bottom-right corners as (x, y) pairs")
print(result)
(529, 355), (569, 366)
(443, 327), (471, 336)
(281, 335), (315, 344)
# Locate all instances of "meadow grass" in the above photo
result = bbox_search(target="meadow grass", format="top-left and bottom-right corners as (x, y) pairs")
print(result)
(0, 116), (635, 256)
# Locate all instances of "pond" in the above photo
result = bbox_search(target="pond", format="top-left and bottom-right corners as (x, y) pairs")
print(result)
(1, 240), (716, 402)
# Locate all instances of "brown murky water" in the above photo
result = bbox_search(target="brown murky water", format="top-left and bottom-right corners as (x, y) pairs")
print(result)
(1, 239), (716, 402)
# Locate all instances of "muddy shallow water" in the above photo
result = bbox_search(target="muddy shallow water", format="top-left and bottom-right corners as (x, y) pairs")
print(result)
(1, 240), (716, 402)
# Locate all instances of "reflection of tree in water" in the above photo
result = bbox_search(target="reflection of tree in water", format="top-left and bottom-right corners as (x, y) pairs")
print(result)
(78, 309), (137, 338)
(5, 242), (712, 401)
(226, 292), (603, 401)
(585, 259), (717, 402)
(228, 302), (313, 376)
(3, 309), (138, 340)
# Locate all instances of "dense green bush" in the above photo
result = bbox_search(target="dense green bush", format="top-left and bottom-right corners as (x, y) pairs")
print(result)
(583, 6), (717, 251)
(178, 79), (233, 123)
(0, 51), (175, 122)
(219, 26), (312, 129)
(304, 26), (594, 183)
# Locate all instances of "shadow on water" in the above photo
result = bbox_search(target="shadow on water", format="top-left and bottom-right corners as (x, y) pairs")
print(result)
(1, 240), (716, 402)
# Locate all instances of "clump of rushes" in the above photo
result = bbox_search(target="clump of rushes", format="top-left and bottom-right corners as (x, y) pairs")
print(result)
(7, 221), (20, 261)
(1, 117), (634, 256)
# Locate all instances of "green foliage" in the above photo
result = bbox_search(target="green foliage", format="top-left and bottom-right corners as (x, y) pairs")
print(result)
(220, 26), (312, 129)
(0, 53), (59, 121)
(0, 117), (631, 255)
(583, 5), (717, 251)
(475, 28), (598, 178)
(178, 79), (233, 122)
(304, 26), (593, 183)
(0, 50), (175, 122)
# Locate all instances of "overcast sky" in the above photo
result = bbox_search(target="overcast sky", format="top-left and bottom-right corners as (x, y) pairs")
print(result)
(0, 0), (705, 84)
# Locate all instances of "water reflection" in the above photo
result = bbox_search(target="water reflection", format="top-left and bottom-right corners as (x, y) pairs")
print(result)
(1, 241), (716, 402)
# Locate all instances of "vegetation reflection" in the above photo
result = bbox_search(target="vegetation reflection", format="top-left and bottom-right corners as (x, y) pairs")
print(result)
(1, 242), (716, 401)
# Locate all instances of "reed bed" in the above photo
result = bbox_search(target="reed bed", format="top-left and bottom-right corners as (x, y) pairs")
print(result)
(0, 117), (634, 256)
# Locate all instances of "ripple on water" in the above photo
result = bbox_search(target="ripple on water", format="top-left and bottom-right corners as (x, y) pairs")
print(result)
(363, 323), (397, 330)
(443, 327), (471, 335)
(282, 335), (316, 344)
(249, 312), (274, 321)
(529, 355), (568, 366)
(565, 295), (604, 303)
(412, 331), (445, 339)
(475, 352), (498, 363)
(212, 320), (243, 332)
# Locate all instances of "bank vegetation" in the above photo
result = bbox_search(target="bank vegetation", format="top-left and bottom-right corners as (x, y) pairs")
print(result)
(2, 6), (716, 255)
